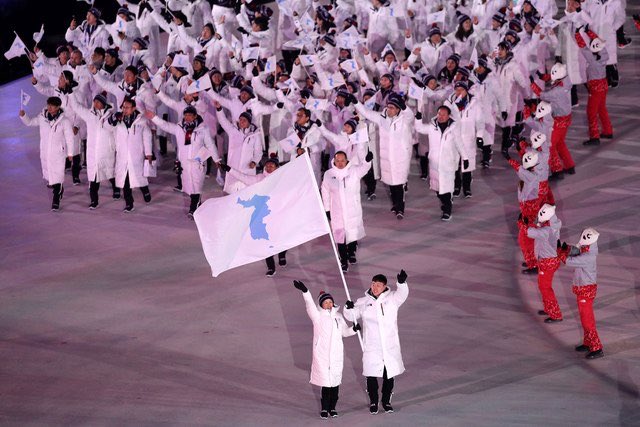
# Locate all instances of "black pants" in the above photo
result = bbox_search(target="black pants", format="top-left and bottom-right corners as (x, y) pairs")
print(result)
(81, 140), (87, 166)
(616, 25), (627, 44)
(389, 184), (405, 213)
(606, 64), (619, 87)
(158, 113), (169, 154)
(321, 386), (339, 411)
(265, 251), (287, 270)
(52, 183), (63, 206)
(501, 127), (514, 153)
(281, 49), (301, 75)
(363, 166), (376, 196)
(337, 241), (357, 266)
(437, 192), (452, 215)
(454, 167), (472, 193)
(89, 178), (117, 204)
(419, 154), (429, 178)
(481, 145), (492, 164)
(367, 367), (394, 405)
(571, 85), (578, 106)
(189, 194), (201, 213)
(123, 173), (149, 207)
(71, 154), (81, 181)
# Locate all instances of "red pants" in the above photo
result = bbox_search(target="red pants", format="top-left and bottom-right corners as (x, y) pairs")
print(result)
(538, 257), (562, 320)
(518, 200), (540, 269)
(549, 115), (574, 172)
(586, 79), (613, 139)
(573, 284), (603, 351)
(539, 181), (554, 205)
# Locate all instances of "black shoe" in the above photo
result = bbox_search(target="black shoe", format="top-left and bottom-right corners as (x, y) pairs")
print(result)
(266, 269), (276, 277)
(59, 186), (64, 200)
(113, 189), (121, 200)
(464, 190), (472, 198)
(123, 205), (135, 213)
(51, 203), (60, 212)
(278, 255), (287, 267)
(369, 404), (379, 415)
(453, 188), (461, 197)
(564, 167), (575, 175)
(348, 256), (357, 264)
(367, 193), (377, 201)
(544, 317), (563, 323)
(549, 172), (564, 181)
(382, 403), (394, 413)
(341, 263), (349, 273)
(329, 410), (338, 418)
(522, 267), (538, 275)
(618, 37), (631, 49)
(173, 186), (183, 192)
(320, 410), (329, 419)
(420, 175), (428, 181)
(575, 344), (589, 352)
(583, 138), (600, 146)
(89, 202), (98, 210)
(187, 211), (194, 220)
(600, 134), (613, 139)
(396, 212), (404, 220)
(586, 349), (604, 359)
(441, 213), (451, 222)
(143, 192), (152, 204)
(521, 262), (528, 267)
(73, 178), (81, 186)
(537, 310), (547, 316)
(481, 160), (490, 169)
(390, 207), (397, 215)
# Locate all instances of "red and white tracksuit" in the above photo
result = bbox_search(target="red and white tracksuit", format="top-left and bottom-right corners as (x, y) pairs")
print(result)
(527, 217), (563, 320)
(509, 159), (542, 269)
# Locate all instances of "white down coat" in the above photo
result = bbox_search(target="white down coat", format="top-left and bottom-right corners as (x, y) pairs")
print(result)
(70, 99), (116, 182)
(343, 281), (409, 379)
(152, 117), (220, 195)
(355, 103), (414, 186)
(495, 56), (530, 127)
(303, 291), (356, 388)
(444, 95), (485, 172)
(112, 113), (153, 189)
(20, 110), (74, 185)
(321, 160), (371, 244)
(415, 118), (466, 195)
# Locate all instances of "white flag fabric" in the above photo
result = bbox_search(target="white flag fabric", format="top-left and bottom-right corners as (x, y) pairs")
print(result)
(299, 54), (317, 67)
(171, 53), (190, 69)
(4, 34), (27, 60)
(407, 81), (424, 101)
(242, 47), (260, 62)
(469, 43), (478, 66)
(276, 0), (293, 17)
(320, 71), (345, 90)
(339, 59), (358, 73)
(151, 72), (164, 90)
(194, 155), (330, 277)
(388, 5), (405, 18)
(352, 129), (369, 145)
(20, 90), (31, 107)
(33, 25), (44, 44)
(381, 42), (395, 57)
(306, 97), (329, 111)
(187, 75), (212, 94)
(300, 12), (315, 32)
(278, 133), (301, 153)
(264, 55), (277, 73)
(427, 10), (446, 24)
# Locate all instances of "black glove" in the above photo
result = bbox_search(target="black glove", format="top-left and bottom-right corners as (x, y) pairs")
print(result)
(554, 56), (563, 64)
(397, 269), (408, 284)
(518, 212), (523, 222)
(173, 160), (182, 174)
(476, 137), (484, 148)
(523, 216), (529, 225)
(293, 280), (308, 293)
(365, 151), (374, 162)
(529, 75), (534, 83)
(345, 300), (354, 309)
(557, 239), (562, 249)
(237, 27), (249, 35)
(463, 159), (469, 170)
(325, 211), (331, 221)
(561, 242), (568, 251)
(219, 163), (231, 172)
(315, 119), (322, 127)
(502, 149), (511, 160)
(350, 94), (358, 105)
(535, 70), (545, 79)
(276, 102), (284, 109)
(352, 323), (361, 332)
(415, 111), (423, 120)
(501, 111), (508, 120)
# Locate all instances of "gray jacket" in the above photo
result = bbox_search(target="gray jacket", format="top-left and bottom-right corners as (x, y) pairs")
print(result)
(527, 216), (562, 259)
(540, 82), (572, 117)
(580, 47), (608, 82)
(565, 243), (598, 286)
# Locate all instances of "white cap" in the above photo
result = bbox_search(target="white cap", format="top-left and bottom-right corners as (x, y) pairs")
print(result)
(522, 151), (539, 169)
(535, 101), (552, 119)
(550, 63), (567, 81)
(578, 228), (599, 246)
(530, 131), (546, 149)
(537, 203), (556, 223)
(589, 37), (604, 53)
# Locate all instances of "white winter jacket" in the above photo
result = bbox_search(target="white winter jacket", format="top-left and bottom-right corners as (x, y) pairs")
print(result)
(112, 112), (153, 188)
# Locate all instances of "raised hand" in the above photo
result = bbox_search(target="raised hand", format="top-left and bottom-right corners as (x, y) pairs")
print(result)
(397, 269), (408, 284)
(293, 280), (308, 293)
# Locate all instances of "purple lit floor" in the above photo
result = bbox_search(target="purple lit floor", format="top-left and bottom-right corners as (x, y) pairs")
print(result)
(2, 37), (640, 427)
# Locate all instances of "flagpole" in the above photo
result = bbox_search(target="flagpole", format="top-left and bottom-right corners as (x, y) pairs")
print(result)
(300, 153), (364, 350)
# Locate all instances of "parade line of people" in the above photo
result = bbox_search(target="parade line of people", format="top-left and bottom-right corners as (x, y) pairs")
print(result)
(13, 0), (630, 418)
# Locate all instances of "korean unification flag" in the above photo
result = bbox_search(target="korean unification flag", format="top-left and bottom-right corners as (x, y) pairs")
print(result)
(194, 155), (330, 277)
(299, 54), (316, 67)
(242, 47), (260, 62)
(264, 55), (277, 73)
(20, 90), (31, 107)
(187, 75), (212, 94)
(4, 34), (27, 60)
(306, 97), (329, 111)
(171, 54), (191, 69)
(33, 25), (44, 44)
(408, 81), (424, 101)
(427, 10), (446, 25)
(276, 0), (293, 17)
(278, 133), (301, 153)
(320, 71), (345, 91)
(339, 59), (358, 74)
